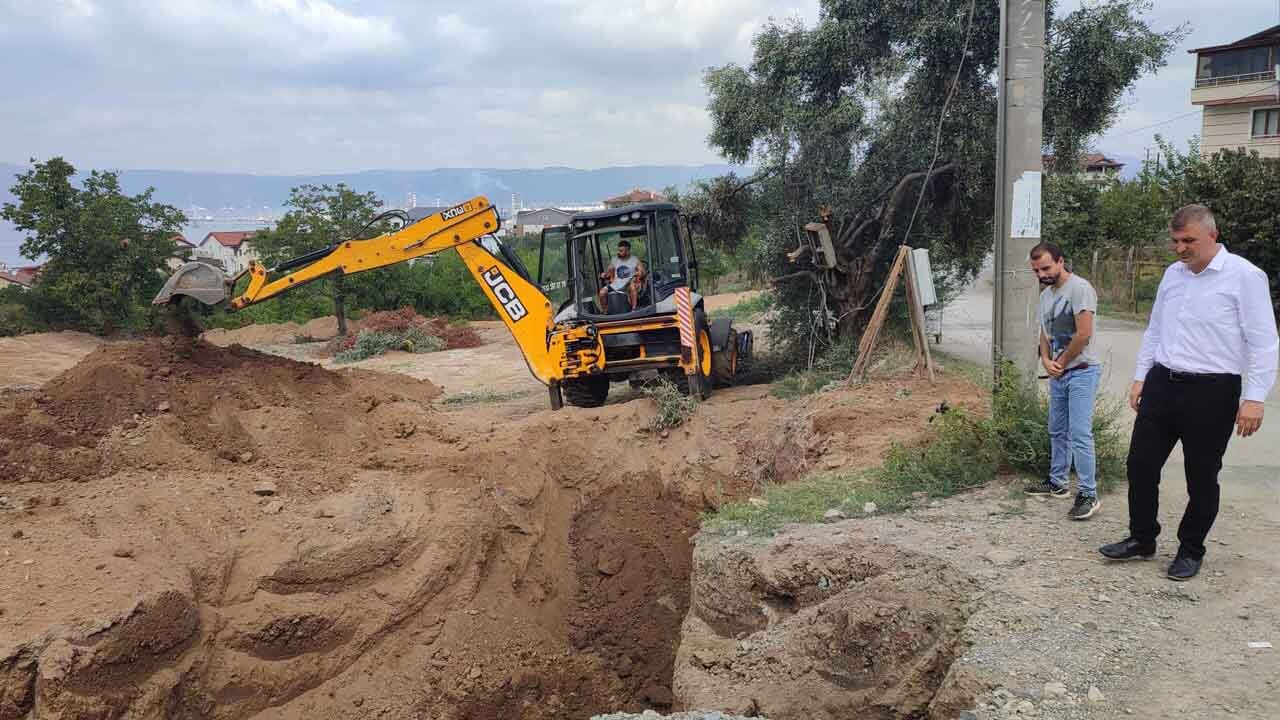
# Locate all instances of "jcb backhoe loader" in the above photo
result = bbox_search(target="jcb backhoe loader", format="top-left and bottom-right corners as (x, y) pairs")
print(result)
(154, 196), (751, 410)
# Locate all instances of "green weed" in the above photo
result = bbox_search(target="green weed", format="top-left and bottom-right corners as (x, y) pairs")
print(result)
(642, 378), (698, 431)
(334, 329), (445, 363)
(706, 362), (1127, 536)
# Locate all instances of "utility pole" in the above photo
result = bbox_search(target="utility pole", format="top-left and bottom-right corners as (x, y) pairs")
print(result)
(992, 0), (1047, 383)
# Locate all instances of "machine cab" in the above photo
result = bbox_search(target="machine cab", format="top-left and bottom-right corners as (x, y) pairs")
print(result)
(537, 202), (698, 323)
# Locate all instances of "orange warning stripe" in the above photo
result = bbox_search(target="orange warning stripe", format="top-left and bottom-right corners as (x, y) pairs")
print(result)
(675, 286), (694, 349)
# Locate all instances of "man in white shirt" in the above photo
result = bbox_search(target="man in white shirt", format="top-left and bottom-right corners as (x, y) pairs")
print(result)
(1100, 205), (1279, 581)
(597, 240), (646, 311)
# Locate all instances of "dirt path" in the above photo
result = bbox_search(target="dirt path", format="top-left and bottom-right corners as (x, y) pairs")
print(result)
(933, 271), (1280, 720)
(701, 290), (761, 313)
(795, 475), (1278, 720)
(244, 321), (544, 399)
(0, 331), (102, 390)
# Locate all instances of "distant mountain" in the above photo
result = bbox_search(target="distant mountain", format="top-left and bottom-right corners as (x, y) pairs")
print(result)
(0, 162), (747, 264)
(5, 162), (745, 212)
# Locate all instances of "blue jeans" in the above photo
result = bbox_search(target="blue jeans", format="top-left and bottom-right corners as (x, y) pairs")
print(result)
(1048, 364), (1102, 497)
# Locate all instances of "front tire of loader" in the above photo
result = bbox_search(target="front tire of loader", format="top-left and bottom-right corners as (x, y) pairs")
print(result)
(563, 375), (610, 408)
(548, 383), (564, 411)
(688, 308), (714, 401)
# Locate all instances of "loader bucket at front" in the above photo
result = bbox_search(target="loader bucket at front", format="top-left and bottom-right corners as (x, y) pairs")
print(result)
(152, 261), (231, 306)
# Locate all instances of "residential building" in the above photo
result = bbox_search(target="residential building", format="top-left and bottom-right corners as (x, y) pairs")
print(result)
(195, 231), (260, 275)
(513, 208), (574, 236)
(1190, 25), (1280, 158)
(1042, 153), (1127, 184)
(11, 265), (41, 286)
(0, 271), (31, 290)
(168, 234), (195, 271)
(603, 188), (665, 208)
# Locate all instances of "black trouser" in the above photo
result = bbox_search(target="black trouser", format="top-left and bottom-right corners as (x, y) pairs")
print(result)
(1127, 364), (1241, 559)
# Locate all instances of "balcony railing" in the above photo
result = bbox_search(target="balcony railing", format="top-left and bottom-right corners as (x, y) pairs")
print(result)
(1195, 70), (1275, 88)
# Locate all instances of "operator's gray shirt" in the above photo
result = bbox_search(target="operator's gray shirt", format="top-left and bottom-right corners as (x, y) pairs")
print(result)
(1039, 274), (1099, 369)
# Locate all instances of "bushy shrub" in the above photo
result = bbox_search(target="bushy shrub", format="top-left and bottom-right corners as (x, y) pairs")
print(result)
(327, 307), (481, 362)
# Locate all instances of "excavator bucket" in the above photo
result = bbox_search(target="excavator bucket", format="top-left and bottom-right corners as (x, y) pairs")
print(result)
(152, 261), (232, 306)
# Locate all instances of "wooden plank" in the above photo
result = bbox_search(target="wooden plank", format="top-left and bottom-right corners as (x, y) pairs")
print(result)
(850, 245), (910, 380)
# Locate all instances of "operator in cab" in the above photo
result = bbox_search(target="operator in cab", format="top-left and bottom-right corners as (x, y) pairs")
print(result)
(598, 240), (646, 312)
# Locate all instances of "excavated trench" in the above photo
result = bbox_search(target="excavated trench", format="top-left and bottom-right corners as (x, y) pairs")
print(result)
(0, 339), (976, 719)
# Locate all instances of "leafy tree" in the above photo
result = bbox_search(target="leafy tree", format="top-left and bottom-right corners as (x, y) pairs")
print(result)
(248, 183), (388, 335)
(1040, 139), (1280, 315)
(1041, 173), (1104, 264)
(0, 157), (186, 334)
(1043, 2), (1186, 172)
(699, 0), (1184, 355)
(1171, 148), (1280, 311)
(1096, 172), (1167, 249)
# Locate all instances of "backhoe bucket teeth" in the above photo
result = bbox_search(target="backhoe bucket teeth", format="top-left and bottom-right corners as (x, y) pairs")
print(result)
(152, 262), (232, 306)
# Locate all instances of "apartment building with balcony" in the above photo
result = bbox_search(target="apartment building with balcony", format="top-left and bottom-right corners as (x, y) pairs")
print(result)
(1190, 25), (1280, 158)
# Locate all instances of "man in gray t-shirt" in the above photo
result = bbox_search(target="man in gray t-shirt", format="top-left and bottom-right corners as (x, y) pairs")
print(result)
(1025, 242), (1103, 521)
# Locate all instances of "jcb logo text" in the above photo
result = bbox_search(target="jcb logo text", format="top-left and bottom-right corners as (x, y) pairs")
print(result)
(483, 267), (528, 322)
(441, 202), (473, 221)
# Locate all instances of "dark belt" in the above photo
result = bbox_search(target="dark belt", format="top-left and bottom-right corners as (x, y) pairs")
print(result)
(1058, 362), (1091, 376)
(1153, 363), (1239, 384)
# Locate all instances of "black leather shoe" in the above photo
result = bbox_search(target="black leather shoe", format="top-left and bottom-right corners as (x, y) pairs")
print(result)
(1099, 537), (1156, 560)
(1167, 553), (1202, 581)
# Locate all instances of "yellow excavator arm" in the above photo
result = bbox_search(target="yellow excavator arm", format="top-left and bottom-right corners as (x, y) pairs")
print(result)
(232, 196), (498, 309)
(153, 196), (602, 385)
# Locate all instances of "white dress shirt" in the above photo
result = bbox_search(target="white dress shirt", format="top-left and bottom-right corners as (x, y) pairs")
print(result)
(1135, 245), (1279, 403)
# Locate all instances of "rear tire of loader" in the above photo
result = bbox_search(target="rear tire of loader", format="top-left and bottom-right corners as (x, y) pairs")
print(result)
(711, 329), (738, 388)
(563, 376), (610, 408)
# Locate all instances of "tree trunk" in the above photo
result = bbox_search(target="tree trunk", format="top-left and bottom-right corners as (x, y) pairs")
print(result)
(333, 275), (349, 337)
(775, 163), (960, 338)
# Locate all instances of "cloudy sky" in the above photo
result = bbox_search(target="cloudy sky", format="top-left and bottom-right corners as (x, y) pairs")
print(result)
(0, 0), (1275, 174)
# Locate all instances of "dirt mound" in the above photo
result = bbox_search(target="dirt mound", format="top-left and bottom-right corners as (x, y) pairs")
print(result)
(675, 525), (979, 719)
(203, 316), (367, 346)
(203, 321), (305, 346)
(297, 315), (357, 340)
(0, 340), (987, 719)
(1, 409), (710, 719)
(0, 338), (440, 484)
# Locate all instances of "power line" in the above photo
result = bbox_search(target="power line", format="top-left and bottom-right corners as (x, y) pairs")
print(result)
(902, 0), (978, 247)
(1105, 78), (1274, 140)
(1105, 109), (1202, 139)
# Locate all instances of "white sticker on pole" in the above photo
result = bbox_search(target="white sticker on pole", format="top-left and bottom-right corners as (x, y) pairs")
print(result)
(1011, 170), (1042, 239)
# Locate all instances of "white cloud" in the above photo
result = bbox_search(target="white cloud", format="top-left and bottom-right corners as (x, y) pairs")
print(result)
(3, 0), (1269, 178)
(433, 12), (493, 55)
(138, 0), (406, 66)
(57, 0), (98, 20)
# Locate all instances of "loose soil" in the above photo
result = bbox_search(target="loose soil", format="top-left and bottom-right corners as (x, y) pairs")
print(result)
(0, 327), (983, 719)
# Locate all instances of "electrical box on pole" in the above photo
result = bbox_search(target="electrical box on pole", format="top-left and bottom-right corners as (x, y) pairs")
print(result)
(910, 248), (937, 307)
(992, 0), (1047, 383)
